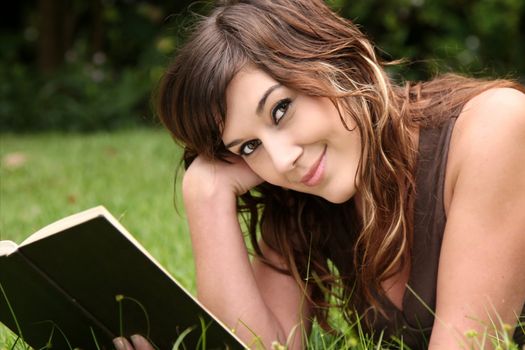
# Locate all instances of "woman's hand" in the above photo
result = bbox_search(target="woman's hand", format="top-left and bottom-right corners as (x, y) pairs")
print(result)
(113, 335), (154, 350)
(180, 154), (309, 349)
(182, 155), (263, 200)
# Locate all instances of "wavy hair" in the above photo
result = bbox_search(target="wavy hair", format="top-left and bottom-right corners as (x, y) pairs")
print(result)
(157, 0), (524, 329)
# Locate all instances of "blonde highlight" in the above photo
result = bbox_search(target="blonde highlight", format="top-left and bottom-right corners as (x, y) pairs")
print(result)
(157, 0), (525, 331)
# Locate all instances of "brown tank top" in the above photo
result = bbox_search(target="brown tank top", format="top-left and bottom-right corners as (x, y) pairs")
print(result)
(369, 117), (525, 348)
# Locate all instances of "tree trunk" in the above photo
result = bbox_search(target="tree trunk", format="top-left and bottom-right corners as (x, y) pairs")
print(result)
(91, 0), (103, 55)
(37, 0), (66, 73)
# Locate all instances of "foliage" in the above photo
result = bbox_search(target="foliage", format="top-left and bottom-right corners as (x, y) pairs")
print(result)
(0, 59), (153, 131)
(1, 0), (523, 129)
(329, 0), (525, 82)
(0, 1), (196, 132)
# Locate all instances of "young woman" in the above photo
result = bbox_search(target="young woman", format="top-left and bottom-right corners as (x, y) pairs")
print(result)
(114, 0), (525, 349)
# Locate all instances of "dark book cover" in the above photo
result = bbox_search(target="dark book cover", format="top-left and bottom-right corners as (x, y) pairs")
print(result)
(0, 207), (246, 349)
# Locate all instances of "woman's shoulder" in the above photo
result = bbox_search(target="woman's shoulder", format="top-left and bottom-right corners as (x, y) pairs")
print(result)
(443, 87), (525, 213)
(459, 87), (525, 130)
(431, 86), (525, 350)
(451, 87), (525, 158)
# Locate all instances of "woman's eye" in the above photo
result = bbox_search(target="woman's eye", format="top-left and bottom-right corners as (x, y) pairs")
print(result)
(240, 139), (261, 156)
(272, 98), (291, 124)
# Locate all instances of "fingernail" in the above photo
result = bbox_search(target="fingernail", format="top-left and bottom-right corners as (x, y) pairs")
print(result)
(131, 334), (141, 343)
(113, 337), (126, 350)
(131, 334), (145, 346)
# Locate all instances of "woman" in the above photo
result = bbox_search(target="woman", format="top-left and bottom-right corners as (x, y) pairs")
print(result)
(114, 0), (525, 349)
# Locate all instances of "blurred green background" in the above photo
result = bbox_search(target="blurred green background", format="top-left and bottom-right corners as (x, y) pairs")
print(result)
(1, 0), (524, 132)
(0, 1), (523, 347)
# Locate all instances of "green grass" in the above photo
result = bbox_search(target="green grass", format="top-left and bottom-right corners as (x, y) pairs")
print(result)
(0, 128), (373, 349)
(0, 128), (195, 348)
(0, 128), (192, 283)
(1, 129), (522, 350)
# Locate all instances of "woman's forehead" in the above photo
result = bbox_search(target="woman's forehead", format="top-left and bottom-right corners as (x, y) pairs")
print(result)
(221, 68), (278, 140)
(226, 67), (279, 112)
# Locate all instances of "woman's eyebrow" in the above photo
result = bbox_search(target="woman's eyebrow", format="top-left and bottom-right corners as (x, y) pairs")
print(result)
(224, 138), (242, 150)
(256, 84), (282, 115)
(224, 84), (283, 150)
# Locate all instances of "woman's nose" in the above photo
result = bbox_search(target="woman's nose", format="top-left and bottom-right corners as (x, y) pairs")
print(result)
(263, 134), (302, 174)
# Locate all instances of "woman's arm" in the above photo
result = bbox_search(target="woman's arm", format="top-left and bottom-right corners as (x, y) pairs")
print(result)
(183, 155), (311, 349)
(429, 88), (525, 349)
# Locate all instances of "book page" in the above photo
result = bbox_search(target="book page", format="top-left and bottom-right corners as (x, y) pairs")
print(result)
(0, 240), (18, 256)
(20, 206), (109, 246)
(86, 209), (243, 345)
(0, 206), (246, 349)
(19, 206), (176, 288)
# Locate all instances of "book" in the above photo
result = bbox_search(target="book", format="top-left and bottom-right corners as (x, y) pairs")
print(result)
(0, 206), (246, 349)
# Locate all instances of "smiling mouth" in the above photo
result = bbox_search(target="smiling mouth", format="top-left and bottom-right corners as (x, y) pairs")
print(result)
(301, 146), (327, 186)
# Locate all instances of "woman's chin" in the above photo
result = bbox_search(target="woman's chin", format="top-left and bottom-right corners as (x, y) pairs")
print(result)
(319, 189), (355, 204)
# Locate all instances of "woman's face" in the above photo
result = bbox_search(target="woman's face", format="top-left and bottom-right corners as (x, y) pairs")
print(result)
(222, 67), (362, 203)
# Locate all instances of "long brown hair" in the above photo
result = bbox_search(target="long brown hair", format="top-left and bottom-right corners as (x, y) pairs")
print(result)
(157, 0), (524, 329)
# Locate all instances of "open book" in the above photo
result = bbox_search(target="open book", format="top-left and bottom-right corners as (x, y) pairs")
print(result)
(0, 206), (246, 349)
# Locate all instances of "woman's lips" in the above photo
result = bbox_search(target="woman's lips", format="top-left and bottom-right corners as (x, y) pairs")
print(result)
(301, 146), (327, 186)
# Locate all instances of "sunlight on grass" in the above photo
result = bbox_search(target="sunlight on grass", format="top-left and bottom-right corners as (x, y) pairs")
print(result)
(0, 128), (195, 347)
(0, 128), (191, 282)
(1, 129), (522, 349)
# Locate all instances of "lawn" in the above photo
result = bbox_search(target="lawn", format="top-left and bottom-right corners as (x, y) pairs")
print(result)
(1, 129), (520, 350)
(0, 128), (196, 348)
(0, 128), (367, 349)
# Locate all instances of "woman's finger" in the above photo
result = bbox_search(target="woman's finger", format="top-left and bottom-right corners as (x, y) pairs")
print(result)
(130, 334), (155, 350)
(113, 336), (134, 350)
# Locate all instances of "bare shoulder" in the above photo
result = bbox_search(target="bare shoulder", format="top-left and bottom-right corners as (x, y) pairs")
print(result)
(444, 87), (525, 210)
(449, 87), (525, 168)
(431, 87), (525, 349)
(459, 87), (525, 135)
(448, 86), (525, 216)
